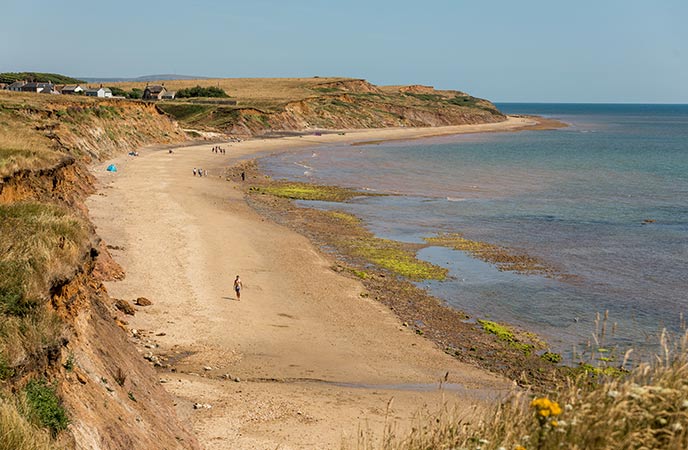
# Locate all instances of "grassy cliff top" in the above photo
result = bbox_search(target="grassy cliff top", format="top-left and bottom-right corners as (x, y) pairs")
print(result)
(109, 77), (499, 113)
(111, 77), (355, 101)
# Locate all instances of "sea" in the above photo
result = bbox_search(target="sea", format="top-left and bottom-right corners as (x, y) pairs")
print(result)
(258, 104), (688, 363)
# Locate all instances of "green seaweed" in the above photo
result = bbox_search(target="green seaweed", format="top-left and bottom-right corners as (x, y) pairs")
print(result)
(478, 319), (534, 355)
(343, 236), (447, 281)
(251, 183), (367, 202)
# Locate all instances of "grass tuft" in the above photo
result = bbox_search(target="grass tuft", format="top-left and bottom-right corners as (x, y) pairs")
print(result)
(0, 397), (53, 450)
(0, 202), (87, 376)
(364, 333), (688, 450)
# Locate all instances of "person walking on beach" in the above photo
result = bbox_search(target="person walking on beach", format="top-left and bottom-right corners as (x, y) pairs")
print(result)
(233, 275), (243, 300)
(241, 171), (245, 181)
(193, 168), (197, 176)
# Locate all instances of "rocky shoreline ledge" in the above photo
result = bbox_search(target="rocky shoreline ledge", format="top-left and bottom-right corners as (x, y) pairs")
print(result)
(232, 159), (574, 390)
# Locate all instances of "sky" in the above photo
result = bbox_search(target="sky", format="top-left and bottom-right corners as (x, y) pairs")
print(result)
(2, 0), (687, 103)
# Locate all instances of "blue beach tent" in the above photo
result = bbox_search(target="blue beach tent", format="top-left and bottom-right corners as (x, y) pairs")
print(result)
(106, 164), (117, 172)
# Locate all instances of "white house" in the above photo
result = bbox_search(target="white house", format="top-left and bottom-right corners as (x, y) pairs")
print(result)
(85, 87), (113, 98)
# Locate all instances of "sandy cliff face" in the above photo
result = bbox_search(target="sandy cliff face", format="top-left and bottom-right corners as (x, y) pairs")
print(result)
(157, 80), (506, 137)
(223, 93), (504, 135)
(0, 97), (199, 449)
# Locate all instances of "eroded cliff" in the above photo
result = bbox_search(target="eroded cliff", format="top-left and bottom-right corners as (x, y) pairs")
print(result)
(0, 92), (198, 449)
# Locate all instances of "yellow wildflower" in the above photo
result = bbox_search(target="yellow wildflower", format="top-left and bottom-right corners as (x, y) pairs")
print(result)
(531, 397), (562, 418)
(551, 420), (559, 427)
(515, 446), (527, 450)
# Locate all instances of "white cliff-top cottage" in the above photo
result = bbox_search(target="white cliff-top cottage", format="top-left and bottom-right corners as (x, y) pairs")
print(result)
(84, 87), (113, 98)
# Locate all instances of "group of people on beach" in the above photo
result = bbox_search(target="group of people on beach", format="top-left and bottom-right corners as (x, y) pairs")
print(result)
(193, 167), (208, 177)
(212, 146), (226, 154)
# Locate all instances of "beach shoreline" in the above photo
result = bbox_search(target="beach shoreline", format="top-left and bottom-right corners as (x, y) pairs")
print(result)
(86, 115), (563, 449)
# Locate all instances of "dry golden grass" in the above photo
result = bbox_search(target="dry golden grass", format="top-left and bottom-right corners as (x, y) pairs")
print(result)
(110, 76), (353, 103)
(0, 147), (64, 178)
(362, 331), (688, 450)
(0, 203), (88, 370)
(0, 398), (54, 450)
(0, 93), (68, 176)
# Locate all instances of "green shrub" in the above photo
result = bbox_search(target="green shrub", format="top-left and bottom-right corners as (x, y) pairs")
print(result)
(23, 379), (69, 436)
(128, 88), (143, 99)
(176, 85), (228, 98)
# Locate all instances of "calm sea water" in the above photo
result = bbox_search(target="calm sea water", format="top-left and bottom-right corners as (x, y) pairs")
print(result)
(260, 104), (688, 361)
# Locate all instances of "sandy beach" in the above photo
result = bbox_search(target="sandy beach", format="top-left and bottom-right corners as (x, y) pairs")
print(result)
(86, 117), (548, 449)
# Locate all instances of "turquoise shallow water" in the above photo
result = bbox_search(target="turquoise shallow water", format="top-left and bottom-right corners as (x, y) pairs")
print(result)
(260, 104), (688, 361)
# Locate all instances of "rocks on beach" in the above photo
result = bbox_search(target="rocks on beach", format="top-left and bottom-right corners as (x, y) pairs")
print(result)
(114, 299), (136, 315)
(135, 296), (153, 306)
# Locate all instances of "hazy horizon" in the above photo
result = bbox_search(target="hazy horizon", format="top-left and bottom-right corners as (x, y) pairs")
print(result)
(2, 0), (686, 103)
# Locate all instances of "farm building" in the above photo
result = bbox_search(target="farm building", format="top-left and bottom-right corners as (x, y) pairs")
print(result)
(142, 85), (167, 100)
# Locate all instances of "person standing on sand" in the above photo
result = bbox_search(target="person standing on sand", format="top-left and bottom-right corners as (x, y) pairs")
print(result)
(233, 275), (243, 300)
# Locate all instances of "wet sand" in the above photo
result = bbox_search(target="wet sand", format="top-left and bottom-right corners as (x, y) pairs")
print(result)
(87, 117), (556, 449)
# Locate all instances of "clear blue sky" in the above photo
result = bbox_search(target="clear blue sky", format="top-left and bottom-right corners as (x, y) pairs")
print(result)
(2, 0), (687, 103)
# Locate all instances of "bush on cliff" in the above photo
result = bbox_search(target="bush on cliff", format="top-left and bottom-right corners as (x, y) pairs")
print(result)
(176, 85), (228, 98)
(22, 379), (69, 436)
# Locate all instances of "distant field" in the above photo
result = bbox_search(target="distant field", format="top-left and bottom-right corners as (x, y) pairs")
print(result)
(110, 77), (354, 109)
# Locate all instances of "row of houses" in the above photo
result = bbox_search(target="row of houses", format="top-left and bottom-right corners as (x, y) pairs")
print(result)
(1, 80), (176, 100)
(2, 81), (114, 97)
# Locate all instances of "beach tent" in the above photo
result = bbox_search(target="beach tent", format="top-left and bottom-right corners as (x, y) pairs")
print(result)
(106, 164), (117, 172)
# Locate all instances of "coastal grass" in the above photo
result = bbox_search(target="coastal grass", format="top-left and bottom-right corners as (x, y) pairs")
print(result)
(0, 148), (64, 178)
(0, 102), (63, 176)
(0, 202), (88, 372)
(110, 77), (354, 103)
(372, 332), (688, 450)
(0, 397), (53, 450)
